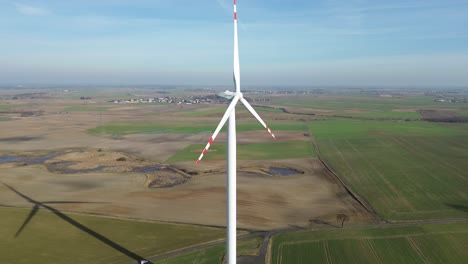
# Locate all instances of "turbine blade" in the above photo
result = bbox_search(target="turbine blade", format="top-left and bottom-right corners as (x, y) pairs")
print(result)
(240, 97), (276, 139)
(2, 182), (35, 203)
(196, 95), (240, 164)
(233, 0), (240, 93)
(15, 204), (39, 238)
(43, 201), (106, 204)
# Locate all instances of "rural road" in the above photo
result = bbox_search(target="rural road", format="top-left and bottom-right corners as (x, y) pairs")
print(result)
(142, 230), (273, 264)
(137, 217), (468, 264)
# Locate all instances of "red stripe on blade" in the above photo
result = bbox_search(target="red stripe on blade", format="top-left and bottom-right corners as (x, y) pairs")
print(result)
(208, 137), (213, 144)
(234, 13), (237, 19)
(202, 149), (207, 155)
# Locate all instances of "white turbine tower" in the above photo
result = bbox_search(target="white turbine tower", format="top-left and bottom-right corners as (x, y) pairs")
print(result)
(196, 1), (276, 263)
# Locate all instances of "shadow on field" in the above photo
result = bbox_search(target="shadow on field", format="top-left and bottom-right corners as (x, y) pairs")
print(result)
(2, 182), (152, 264)
(445, 203), (468, 213)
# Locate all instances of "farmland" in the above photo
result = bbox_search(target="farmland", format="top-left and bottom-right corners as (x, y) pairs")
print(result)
(0, 104), (19, 110)
(1, 86), (467, 263)
(88, 120), (306, 135)
(271, 221), (468, 264)
(309, 120), (468, 220)
(0, 207), (225, 264)
(269, 95), (464, 112)
(154, 236), (263, 264)
(167, 141), (315, 162)
(343, 111), (421, 120)
(63, 106), (109, 112)
(182, 105), (283, 117)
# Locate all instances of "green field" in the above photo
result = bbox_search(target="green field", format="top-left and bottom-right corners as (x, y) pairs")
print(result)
(88, 120), (306, 135)
(0, 207), (225, 264)
(271, 95), (465, 111)
(181, 107), (229, 117)
(0, 104), (24, 111)
(167, 141), (315, 162)
(156, 236), (263, 264)
(272, 222), (468, 264)
(309, 120), (468, 220)
(63, 106), (109, 112)
(0, 116), (11, 121)
(182, 105), (283, 117)
(0, 104), (17, 111)
(345, 111), (421, 120)
(459, 110), (468, 117)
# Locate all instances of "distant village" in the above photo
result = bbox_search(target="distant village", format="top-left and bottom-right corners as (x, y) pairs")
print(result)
(433, 98), (466, 103)
(109, 95), (224, 105)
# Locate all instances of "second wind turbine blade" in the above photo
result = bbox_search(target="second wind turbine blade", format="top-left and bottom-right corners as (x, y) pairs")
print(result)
(15, 204), (40, 238)
(196, 95), (240, 164)
(240, 97), (276, 139)
(43, 201), (107, 204)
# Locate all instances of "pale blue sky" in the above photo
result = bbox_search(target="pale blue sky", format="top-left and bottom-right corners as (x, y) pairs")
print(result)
(1, 0), (467, 87)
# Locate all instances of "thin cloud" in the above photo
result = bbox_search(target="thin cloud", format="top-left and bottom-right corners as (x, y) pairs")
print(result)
(215, 0), (231, 14)
(15, 3), (49, 16)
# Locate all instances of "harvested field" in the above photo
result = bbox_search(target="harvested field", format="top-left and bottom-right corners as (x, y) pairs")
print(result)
(419, 109), (468, 122)
(0, 109), (197, 162)
(0, 102), (369, 230)
(167, 140), (314, 162)
(0, 155), (373, 230)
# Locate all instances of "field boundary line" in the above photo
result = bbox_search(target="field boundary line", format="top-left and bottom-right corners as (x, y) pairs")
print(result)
(394, 209), (458, 215)
(364, 239), (383, 264)
(145, 236), (227, 262)
(193, 249), (205, 264)
(277, 242), (284, 264)
(276, 230), (468, 247)
(324, 240), (333, 264)
(265, 236), (273, 264)
(407, 237), (430, 264)
(273, 231), (467, 264)
(450, 233), (467, 252)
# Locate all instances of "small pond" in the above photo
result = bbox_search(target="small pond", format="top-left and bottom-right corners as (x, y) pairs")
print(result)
(0, 152), (60, 165)
(0, 156), (19, 164)
(266, 167), (302, 176)
(134, 165), (162, 173)
(47, 161), (111, 174)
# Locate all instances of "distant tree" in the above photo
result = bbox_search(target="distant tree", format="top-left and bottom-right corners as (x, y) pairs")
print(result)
(336, 214), (350, 228)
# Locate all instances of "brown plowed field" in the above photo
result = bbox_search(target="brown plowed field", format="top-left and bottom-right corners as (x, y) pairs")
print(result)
(0, 101), (374, 230)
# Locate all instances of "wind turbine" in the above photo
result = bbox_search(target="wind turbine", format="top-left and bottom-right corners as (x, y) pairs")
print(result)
(196, 1), (276, 263)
